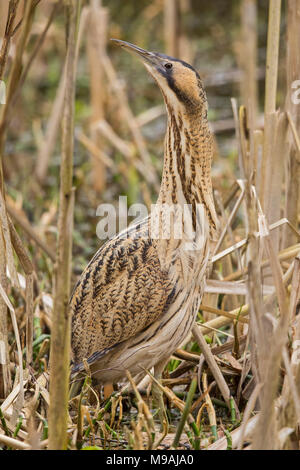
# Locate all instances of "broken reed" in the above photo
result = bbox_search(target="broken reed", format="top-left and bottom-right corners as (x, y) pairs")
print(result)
(0, 0), (299, 451)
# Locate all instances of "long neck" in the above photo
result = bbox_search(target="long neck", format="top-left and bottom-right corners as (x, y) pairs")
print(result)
(157, 105), (218, 239)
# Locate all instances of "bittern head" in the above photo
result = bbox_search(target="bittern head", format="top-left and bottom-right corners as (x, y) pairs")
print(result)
(111, 39), (207, 117)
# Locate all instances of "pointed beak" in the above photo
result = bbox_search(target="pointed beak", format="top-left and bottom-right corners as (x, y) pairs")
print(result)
(110, 39), (161, 69)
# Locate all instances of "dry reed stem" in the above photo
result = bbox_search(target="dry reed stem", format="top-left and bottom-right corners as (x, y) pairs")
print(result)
(93, 119), (153, 182)
(48, 0), (79, 450)
(0, 1), (37, 402)
(200, 304), (249, 324)
(178, 0), (193, 63)
(35, 64), (66, 184)
(174, 335), (247, 364)
(240, 101), (291, 449)
(0, 432), (30, 450)
(281, 348), (300, 423)
(25, 273), (34, 365)
(221, 240), (300, 280)
(0, 190), (19, 289)
(253, 321), (289, 450)
(287, 110), (300, 155)
(173, 377), (197, 449)
(136, 104), (165, 127)
(231, 98), (245, 178)
(174, 349), (202, 363)
(0, 281), (24, 411)
(0, 194), (18, 397)
(199, 303), (249, 335)
(289, 253), (300, 320)
(239, 0), (258, 125)
(277, 254), (300, 447)
(36, 3), (87, 184)
(264, 112), (287, 250)
(197, 373), (216, 438)
(260, 0), (281, 207)
(264, 0), (281, 111)
(94, 119), (133, 158)
(76, 131), (115, 169)
(126, 370), (155, 450)
(237, 98), (267, 447)
(164, 0), (179, 58)
(214, 188), (242, 277)
(100, 52), (159, 188)
(10, 2), (60, 111)
(213, 181), (245, 255)
(0, 0), (36, 158)
(0, 376), (28, 415)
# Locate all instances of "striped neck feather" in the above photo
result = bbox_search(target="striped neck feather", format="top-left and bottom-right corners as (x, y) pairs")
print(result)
(157, 104), (218, 239)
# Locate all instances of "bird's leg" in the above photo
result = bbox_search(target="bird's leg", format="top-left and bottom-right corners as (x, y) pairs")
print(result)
(152, 360), (168, 438)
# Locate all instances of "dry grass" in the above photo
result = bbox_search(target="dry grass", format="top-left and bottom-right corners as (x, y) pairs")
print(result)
(0, 0), (300, 450)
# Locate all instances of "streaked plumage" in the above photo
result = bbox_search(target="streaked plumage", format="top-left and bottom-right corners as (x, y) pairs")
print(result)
(70, 40), (218, 384)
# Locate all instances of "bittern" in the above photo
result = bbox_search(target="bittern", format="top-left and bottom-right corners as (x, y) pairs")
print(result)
(70, 40), (218, 423)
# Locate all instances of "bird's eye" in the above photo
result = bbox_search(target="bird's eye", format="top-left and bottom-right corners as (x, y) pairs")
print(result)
(164, 63), (173, 70)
